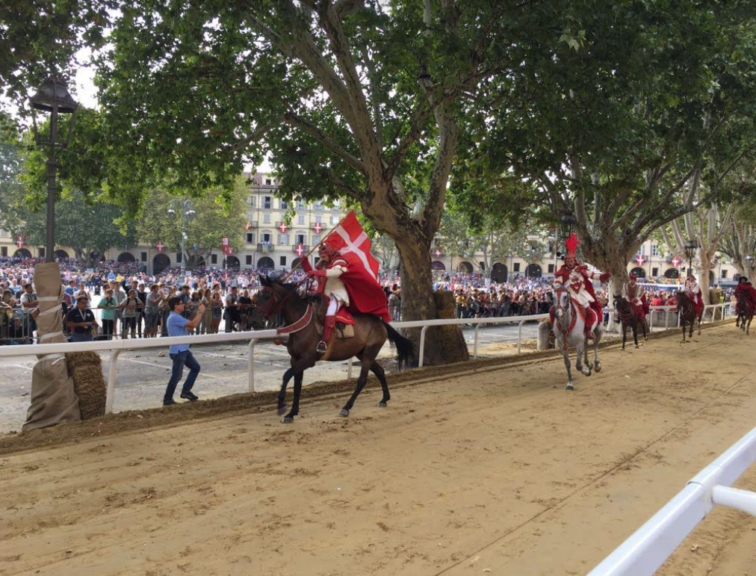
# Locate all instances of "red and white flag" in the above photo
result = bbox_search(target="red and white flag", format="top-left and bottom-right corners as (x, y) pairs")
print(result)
(323, 211), (389, 321)
(326, 211), (380, 281)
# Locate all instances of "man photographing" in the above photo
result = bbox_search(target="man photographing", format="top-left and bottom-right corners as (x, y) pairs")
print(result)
(164, 296), (205, 406)
(66, 295), (99, 343)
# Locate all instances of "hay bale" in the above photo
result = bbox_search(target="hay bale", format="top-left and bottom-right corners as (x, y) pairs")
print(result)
(537, 318), (555, 350)
(66, 351), (106, 420)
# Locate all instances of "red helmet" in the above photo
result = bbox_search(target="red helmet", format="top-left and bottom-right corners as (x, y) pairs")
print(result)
(318, 236), (340, 258)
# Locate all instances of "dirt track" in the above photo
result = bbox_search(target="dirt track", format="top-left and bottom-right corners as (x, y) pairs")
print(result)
(1, 323), (756, 576)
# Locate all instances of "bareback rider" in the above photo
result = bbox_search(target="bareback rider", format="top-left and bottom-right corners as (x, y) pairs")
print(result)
(622, 272), (649, 321)
(553, 233), (611, 340)
(300, 240), (350, 353)
(684, 273), (705, 317)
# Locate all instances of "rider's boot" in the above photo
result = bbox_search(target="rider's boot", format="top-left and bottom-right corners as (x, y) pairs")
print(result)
(317, 316), (336, 353)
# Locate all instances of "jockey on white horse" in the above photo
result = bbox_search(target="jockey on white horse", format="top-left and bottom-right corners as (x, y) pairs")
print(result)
(553, 233), (611, 340)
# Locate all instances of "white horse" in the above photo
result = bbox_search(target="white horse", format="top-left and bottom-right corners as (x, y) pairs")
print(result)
(551, 287), (603, 390)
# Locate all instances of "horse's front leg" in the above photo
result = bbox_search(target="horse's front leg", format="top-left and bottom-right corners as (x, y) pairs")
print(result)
(632, 325), (639, 348)
(340, 359), (371, 417)
(282, 356), (316, 424)
(278, 366), (296, 416)
(621, 323), (627, 350)
(562, 345), (574, 391)
(593, 336), (602, 373)
(579, 338), (591, 376)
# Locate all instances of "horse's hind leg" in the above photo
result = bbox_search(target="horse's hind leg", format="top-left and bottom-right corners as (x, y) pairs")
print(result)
(340, 360), (371, 417)
(282, 357), (316, 423)
(579, 339), (591, 376)
(621, 324), (627, 350)
(632, 326), (639, 348)
(370, 361), (390, 407)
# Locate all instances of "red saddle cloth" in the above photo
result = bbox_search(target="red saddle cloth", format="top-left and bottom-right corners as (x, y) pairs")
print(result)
(322, 295), (355, 325)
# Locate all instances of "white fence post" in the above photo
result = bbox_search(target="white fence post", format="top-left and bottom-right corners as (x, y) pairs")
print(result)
(105, 349), (121, 414)
(518, 320), (526, 354)
(248, 338), (257, 393)
(418, 326), (429, 368)
(473, 324), (480, 358)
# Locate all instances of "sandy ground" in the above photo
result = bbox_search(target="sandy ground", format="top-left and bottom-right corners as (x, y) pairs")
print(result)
(1, 323), (755, 576)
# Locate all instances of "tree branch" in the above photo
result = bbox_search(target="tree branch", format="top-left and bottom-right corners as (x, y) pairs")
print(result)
(283, 111), (367, 173)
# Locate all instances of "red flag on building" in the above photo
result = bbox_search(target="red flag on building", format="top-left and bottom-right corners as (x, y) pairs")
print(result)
(323, 211), (389, 321)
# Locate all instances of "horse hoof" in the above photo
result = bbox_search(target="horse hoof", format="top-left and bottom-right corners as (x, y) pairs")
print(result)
(277, 405), (288, 416)
(566, 384), (575, 391)
(635, 345), (639, 349)
(378, 401), (387, 408)
(281, 416), (294, 424)
(595, 363), (602, 373)
(582, 367), (592, 376)
(339, 408), (350, 417)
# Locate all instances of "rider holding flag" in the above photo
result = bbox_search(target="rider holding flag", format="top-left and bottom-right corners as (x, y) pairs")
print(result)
(299, 212), (390, 353)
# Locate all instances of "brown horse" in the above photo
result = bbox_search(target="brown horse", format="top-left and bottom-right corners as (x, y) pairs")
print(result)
(613, 295), (647, 349)
(256, 276), (415, 423)
(676, 291), (702, 343)
(735, 292), (753, 335)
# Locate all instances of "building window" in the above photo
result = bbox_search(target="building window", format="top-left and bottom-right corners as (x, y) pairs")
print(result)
(314, 201), (323, 210)
(263, 196), (272, 209)
(280, 199), (289, 210)
(246, 233), (254, 244)
(262, 232), (272, 243)
(295, 233), (306, 245)
(330, 215), (339, 225)
(651, 244), (660, 257)
(0, 247), (6, 257)
(312, 234), (321, 245)
(513, 262), (521, 272)
(548, 264), (555, 273)
(298, 214), (305, 225)
(265, 178), (272, 185)
(141, 252), (147, 262)
(315, 214), (322, 223)
(722, 269), (728, 278)
(652, 267), (659, 276)
(177, 253), (182, 263)
(39, 248), (45, 258)
(278, 234), (289, 245)
(249, 197), (255, 208)
(280, 256), (287, 266)
(246, 255), (253, 265)
(263, 213), (271, 223)
(211, 254), (217, 264)
(297, 200), (306, 209)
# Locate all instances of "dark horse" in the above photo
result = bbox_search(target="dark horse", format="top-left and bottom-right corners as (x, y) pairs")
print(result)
(613, 295), (648, 350)
(676, 291), (702, 343)
(256, 276), (415, 423)
(736, 292), (754, 335)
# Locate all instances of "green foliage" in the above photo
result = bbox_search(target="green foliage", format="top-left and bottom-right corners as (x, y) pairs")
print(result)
(136, 177), (247, 267)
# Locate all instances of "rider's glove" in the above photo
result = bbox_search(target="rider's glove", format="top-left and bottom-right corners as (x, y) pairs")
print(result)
(599, 272), (611, 282)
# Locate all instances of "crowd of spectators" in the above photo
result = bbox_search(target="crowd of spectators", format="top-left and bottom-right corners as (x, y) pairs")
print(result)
(0, 255), (740, 345)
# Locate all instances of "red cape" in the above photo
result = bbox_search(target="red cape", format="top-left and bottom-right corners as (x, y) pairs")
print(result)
(338, 252), (390, 322)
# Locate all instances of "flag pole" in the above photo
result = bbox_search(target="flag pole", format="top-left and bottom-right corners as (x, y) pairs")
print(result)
(281, 212), (352, 282)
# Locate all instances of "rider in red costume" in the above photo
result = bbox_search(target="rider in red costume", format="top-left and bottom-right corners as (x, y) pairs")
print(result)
(553, 233), (611, 340)
(622, 272), (649, 321)
(734, 276), (756, 314)
(301, 237), (390, 353)
(684, 273), (705, 317)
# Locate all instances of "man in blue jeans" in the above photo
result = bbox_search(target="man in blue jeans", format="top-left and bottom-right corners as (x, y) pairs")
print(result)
(164, 296), (206, 406)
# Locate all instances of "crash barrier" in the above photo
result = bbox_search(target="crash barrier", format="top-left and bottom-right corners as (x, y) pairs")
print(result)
(587, 423), (756, 576)
(0, 303), (734, 415)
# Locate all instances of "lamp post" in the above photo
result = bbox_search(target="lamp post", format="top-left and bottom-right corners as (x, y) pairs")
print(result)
(29, 78), (78, 262)
(168, 199), (196, 271)
(684, 239), (698, 276)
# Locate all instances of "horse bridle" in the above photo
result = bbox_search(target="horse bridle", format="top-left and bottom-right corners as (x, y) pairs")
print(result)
(553, 288), (575, 350)
(258, 277), (308, 319)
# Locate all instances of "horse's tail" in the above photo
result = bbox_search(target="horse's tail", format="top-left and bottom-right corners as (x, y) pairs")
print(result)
(383, 321), (416, 369)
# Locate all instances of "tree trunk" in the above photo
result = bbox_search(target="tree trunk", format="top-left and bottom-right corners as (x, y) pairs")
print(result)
(580, 237), (632, 333)
(697, 250), (713, 305)
(395, 231), (469, 366)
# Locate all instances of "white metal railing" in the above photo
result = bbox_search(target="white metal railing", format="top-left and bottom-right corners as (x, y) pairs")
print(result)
(587, 423), (756, 576)
(0, 302), (733, 415)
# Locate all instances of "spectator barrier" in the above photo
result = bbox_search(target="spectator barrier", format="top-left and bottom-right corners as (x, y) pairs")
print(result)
(587, 423), (756, 576)
(0, 303), (733, 415)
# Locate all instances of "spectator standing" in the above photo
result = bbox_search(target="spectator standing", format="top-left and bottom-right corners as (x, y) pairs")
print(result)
(144, 284), (163, 338)
(224, 286), (239, 332)
(97, 288), (118, 339)
(163, 296), (205, 406)
(67, 296), (98, 342)
(19, 283), (38, 342)
(119, 289), (143, 339)
(110, 280), (127, 338)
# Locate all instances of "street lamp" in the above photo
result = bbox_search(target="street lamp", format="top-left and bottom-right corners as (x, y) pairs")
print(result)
(558, 213), (576, 260)
(169, 199), (196, 271)
(684, 239), (698, 276)
(29, 78), (78, 263)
